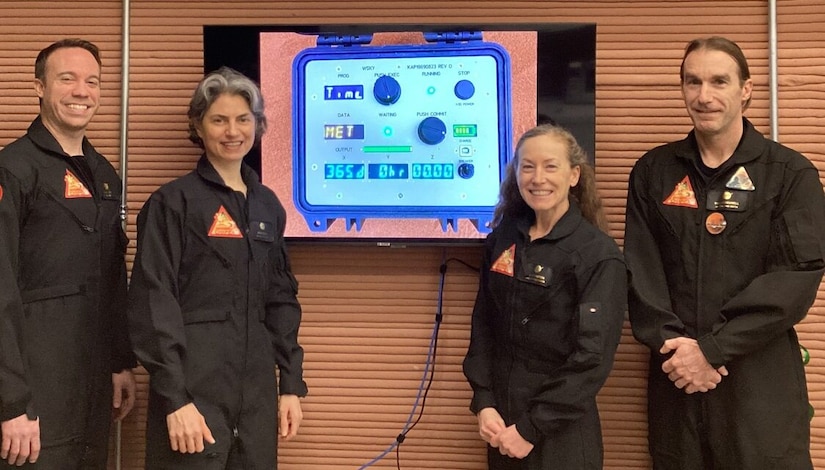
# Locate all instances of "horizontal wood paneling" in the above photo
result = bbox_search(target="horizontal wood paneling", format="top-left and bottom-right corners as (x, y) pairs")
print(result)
(0, 1), (822, 469)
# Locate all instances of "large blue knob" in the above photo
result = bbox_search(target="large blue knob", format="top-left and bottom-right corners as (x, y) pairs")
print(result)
(373, 75), (401, 105)
(454, 80), (475, 100)
(418, 117), (447, 145)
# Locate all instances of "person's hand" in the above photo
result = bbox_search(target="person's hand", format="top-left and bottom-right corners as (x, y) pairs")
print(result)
(166, 403), (215, 453)
(278, 394), (303, 440)
(476, 407), (506, 445)
(490, 424), (533, 459)
(112, 369), (136, 421)
(661, 337), (729, 393)
(0, 414), (40, 465)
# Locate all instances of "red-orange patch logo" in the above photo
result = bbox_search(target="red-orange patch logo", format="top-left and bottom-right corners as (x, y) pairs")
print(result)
(663, 175), (698, 208)
(0, 184), (3, 202)
(490, 244), (515, 277)
(208, 205), (243, 238)
(64, 169), (92, 198)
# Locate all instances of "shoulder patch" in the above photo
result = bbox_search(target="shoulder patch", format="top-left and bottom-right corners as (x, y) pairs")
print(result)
(663, 175), (698, 208)
(208, 205), (243, 238)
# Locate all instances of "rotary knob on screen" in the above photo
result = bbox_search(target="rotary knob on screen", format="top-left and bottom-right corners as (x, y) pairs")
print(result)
(458, 163), (475, 179)
(454, 79), (475, 100)
(373, 75), (401, 105)
(417, 116), (447, 145)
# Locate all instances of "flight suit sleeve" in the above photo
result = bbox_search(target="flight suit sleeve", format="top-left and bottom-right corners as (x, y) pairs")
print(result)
(263, 213), (308, 397)
(625, 161), (688, 351)
(515, 255), (627, 443)
(0, 169), (33, 421)
(127, 196), (192, 414)
(462, 248), (497, 414)
(697, 162), (825, 368)
(110, 223), (137, 373)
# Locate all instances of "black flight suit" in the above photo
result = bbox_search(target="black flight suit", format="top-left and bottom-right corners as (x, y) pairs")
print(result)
(0, 117), (136, 469)
(625, 118), (825, 469)
(128, 156), (307, 469)
(463, 203), (627, 469)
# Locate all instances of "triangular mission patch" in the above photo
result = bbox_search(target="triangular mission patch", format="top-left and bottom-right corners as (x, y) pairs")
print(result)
(490, 244), (515, 277)
(663, 175), (698, 208)
(208, 205), (243, 238)
(64, 169), (92, 198)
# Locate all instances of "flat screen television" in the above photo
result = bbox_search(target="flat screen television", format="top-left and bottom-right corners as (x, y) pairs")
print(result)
(204, 23), (595, 245)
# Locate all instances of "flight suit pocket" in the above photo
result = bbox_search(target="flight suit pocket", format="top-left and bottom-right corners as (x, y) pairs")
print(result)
(182, 309), (229, 325)
(574, 302), (603, 368)
(20, 284), (83, 304)
(783, 207), (823, 264)
(21, 285), (88, 444)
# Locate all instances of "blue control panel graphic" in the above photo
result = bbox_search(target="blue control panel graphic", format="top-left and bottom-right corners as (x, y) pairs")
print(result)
(292, 32), (513, 232)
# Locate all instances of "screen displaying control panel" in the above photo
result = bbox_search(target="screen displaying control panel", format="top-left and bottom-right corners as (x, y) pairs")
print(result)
(292, 33), (513, 233)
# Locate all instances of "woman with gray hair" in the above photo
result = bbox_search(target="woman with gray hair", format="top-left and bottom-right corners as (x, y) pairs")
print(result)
(128, 67), (307, 469)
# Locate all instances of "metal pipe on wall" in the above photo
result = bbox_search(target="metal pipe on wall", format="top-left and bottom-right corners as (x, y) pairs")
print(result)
(769, 0), (778, 140)
(116, 0), (131, 469)
(119, 0), (131, 225)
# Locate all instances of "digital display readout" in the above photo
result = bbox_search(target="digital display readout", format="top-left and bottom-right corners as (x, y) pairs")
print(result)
(368, 163), (408, 179)
(324, 85), (364, 100)
(412, 163), (454, 179)
(325, 163), (365, 179)
(324, 124), (365, 140)
(324, 163), (455, 180)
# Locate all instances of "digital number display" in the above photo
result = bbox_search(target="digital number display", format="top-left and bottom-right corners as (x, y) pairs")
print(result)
(324, 85), (364, 100)
(368, 163), (408, 179)
(412, 163), (454, 179)
(325, 163), (365, 180)
(324, 124), (365, 140)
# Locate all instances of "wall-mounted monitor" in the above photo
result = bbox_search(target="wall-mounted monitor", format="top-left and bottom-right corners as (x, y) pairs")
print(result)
(204, 23), (595, 245)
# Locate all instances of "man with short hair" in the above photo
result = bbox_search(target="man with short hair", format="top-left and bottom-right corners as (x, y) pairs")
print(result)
(0, 38), (136, 468)
(625, 36), (825, 469)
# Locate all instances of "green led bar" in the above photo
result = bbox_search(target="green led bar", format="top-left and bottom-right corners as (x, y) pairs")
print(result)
(453, 124), (478, 138)
(363, 145), (413, 153)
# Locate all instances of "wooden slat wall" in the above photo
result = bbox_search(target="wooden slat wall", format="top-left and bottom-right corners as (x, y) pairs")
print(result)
(0, 1), (823, 469)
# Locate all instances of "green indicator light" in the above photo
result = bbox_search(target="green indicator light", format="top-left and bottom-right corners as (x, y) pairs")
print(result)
(453, 124), (478, 138)
(363, 145), (413, 153)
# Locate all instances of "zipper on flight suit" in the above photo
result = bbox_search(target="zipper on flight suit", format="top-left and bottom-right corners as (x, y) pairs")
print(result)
(42, 191), (96, 233)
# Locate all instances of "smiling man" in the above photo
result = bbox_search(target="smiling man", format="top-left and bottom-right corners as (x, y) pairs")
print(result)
(0, 39), (136, 468)
(625, 36), (825, 469)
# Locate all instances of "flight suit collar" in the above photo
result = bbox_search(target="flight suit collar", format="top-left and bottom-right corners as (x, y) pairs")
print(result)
(515, 199), (584, 242)
(195, 154), (261, 193)
(27, 115), (100, 167)
(673, 117), (768, 170)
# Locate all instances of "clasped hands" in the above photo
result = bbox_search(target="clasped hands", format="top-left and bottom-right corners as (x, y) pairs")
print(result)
(477, 407), (534, 459)
(660, 337), (728, 394)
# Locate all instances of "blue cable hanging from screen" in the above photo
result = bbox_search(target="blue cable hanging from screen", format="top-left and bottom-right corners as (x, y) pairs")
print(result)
(359, 250), (479, 469)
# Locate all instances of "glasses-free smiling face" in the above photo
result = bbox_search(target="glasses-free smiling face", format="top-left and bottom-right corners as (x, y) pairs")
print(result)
(197, 93), (256, 165)
(516, 133), (581, 221)
(35, 47), (100, 141)
(681, 48), (752, 139)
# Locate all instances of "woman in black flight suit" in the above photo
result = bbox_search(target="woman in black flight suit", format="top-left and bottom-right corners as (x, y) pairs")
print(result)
(463, 124), (626, 469)
(128, 67), (307, 469)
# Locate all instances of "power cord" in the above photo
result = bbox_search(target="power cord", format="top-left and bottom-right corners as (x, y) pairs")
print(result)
(359, 250), (479, 469)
